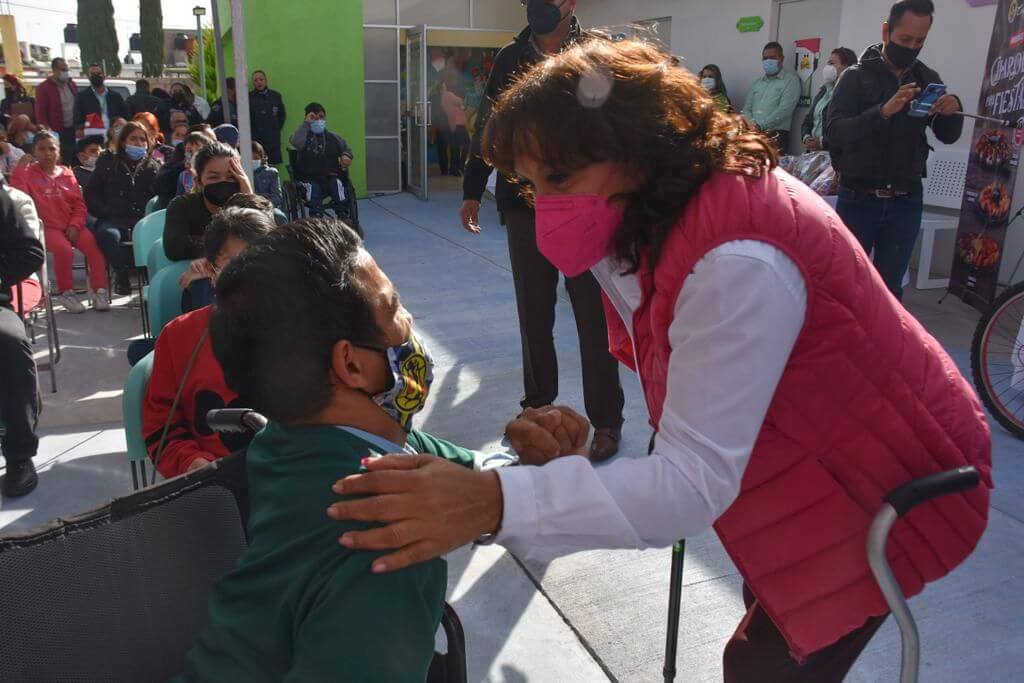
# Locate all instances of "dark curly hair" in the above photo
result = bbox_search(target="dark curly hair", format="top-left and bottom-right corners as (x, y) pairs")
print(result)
(483, 38), (777, 272)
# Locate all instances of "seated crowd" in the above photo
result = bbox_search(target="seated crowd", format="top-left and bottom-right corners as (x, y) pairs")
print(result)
(0, 60), (358, 314)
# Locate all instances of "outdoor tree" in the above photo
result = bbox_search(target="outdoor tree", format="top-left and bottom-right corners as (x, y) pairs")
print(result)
(188, 27), (219, 103)
(77, 0), (121, 76)
(140, 0), (164, 78)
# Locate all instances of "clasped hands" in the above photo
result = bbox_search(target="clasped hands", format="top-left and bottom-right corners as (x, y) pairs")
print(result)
(325, 405), (592, 574)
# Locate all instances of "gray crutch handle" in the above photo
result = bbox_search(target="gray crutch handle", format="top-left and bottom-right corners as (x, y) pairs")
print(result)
(206, 409), (268, 435)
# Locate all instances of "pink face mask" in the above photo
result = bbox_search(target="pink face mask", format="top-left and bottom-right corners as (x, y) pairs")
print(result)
(534, 194), (624, 277)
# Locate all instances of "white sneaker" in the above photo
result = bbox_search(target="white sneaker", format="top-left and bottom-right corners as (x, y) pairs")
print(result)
(92, 289), (111, 312)
(54, 291), (86, 314)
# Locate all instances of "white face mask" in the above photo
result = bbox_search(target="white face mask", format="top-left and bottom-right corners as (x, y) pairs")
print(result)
(700, 77), (717, 92)
(822, 64), (839, 85)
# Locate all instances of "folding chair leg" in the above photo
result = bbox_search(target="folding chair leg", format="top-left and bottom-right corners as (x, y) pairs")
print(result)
(45, 322), (57, 393)
(130, 461), (139, 491)
(663, 540), (686, 683)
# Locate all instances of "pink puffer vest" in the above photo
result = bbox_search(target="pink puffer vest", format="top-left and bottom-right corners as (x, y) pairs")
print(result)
(604, 169), (992, 660)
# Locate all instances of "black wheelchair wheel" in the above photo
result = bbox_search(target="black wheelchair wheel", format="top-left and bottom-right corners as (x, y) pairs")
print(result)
(971, 280), (1024, 439)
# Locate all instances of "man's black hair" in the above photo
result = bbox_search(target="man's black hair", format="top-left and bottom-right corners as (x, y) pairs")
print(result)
(88, 62), (102, 70)
(75, 135), (104, 154)
(194, 141), (237, 177)
(253, 69), (267, 77)
(203, 205), (276, 264)
(832, 47), (859, 68)
(763, 41), (784, 55)
(152, 87), (170, 99)
(210, 218), (381, 423)
(184, 131), (214, 149)
(251, 140), (266, 159)
(136, 79), (150, 91)
(888, 0), (935, 30)
(226, 76), (236, 88)
(222, 192), (275, 216)
(51, 57), (66, 70)
(305, 102), (326, 115)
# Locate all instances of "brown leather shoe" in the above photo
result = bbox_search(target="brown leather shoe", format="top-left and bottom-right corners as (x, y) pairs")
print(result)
(588, 427), (621, 463)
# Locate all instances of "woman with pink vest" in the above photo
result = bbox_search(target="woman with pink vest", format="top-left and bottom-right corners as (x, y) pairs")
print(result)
(326, 39), (992, 680)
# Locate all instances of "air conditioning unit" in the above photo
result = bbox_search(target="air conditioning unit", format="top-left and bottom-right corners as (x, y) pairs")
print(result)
(64, 24), (78, 44)
(129, 33), (142, 52)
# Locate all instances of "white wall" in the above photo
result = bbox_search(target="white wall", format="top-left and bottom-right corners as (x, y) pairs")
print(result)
(579, 0), (776, 109)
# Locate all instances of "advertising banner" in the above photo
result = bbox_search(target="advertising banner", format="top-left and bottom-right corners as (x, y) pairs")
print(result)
(950, 0), (1024, 310)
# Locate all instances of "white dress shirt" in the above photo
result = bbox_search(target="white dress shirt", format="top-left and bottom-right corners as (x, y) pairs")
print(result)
(494, 241), (808, 558)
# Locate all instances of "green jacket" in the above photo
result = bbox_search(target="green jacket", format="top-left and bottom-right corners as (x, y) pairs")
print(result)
(176, 422), (476, 682)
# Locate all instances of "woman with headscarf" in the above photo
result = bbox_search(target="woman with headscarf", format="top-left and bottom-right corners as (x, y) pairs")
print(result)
(1, 74), (35, 122)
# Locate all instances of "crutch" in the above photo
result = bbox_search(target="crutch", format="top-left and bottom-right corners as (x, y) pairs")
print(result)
(663, 539), (685, 683)
(867, 466), (981, 683)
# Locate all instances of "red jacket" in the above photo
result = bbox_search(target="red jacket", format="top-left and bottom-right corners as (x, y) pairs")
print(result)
(34, 76), (78, 132)
(11, 163), (87, 234)
(143, 306), (253, 477)
(604, 169), (992, 660)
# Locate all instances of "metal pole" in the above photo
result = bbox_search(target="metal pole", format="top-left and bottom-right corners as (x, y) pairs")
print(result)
(663, 539), (685, 683)
(867, 507), (919, 683)
(230, 0), (254, 181)
(210, 0), (231, 124)
(196, 15), (207, 99)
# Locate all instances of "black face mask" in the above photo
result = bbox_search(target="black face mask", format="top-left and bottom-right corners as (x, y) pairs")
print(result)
(884, 38), (921, 70)
(203, 180), (241, 207)
(527, 0), (567, 37)
(172, 93), (186, 105)
(89, 74), (105, 88)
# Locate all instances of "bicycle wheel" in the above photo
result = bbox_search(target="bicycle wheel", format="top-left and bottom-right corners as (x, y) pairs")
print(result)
(971, 280), (1024, 439)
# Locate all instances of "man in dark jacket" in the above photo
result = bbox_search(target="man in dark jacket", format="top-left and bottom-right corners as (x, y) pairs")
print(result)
(73, 63), (129, 139)
(250, 70), (287, 164)
(34, 57), (78, 163)
(0, 186), (44, 497)
(126, 79), (162, 117)
(460, 0), (625, 462)
(207, 77), (240, 128)
(827, 0), (962, 299)
(289, 102), (357, 227)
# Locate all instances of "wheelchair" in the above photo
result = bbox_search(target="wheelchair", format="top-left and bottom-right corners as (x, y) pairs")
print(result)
(0, 408), (467, 683)
(283, 148), (361, 234)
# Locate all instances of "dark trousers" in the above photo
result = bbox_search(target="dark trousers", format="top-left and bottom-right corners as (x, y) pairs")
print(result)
(59, 126), (77, 166)
(723, 584), (885, 682)
(91, 219), (131, 271)
(836, 187), (924, 300)
(0, 306), (39, 465)
(504, 209), (624, 430)
(449, 126), (470, 176)
(767, 130), (791, 153)
(435, 128), (450, 176)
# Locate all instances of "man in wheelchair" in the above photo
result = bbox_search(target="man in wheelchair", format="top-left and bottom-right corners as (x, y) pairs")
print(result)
(178, 218), (579, 680)
(288, 102), (359, 230)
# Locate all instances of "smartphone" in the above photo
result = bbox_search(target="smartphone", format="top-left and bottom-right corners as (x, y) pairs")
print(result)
(908, 83), (947, 117)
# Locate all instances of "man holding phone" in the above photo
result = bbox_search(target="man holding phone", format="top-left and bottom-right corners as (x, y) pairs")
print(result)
(827, 0), (962, 299)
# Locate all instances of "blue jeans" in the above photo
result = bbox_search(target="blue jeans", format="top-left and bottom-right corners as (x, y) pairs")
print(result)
(835, 188), (923, 300)
(91, 219), (130, 270)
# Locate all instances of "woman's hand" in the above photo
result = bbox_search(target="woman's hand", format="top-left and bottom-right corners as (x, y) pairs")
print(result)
(805, 136), (822, 151)
(229, 157), (254, 194)
(66, 226), (81, 244)
(327, 455), (503, 573)
(179, 258), (212, 288)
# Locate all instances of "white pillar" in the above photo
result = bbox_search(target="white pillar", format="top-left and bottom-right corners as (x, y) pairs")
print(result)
(230, 0), (253, 181)
(210, 0), (231, 124)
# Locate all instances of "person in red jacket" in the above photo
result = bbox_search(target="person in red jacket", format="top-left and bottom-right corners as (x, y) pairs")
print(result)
(34, 58), (78, 164)
(143, 204), (276, 478)
(12, 130), (108, 313)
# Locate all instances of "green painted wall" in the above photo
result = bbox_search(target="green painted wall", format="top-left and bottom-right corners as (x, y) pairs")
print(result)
(219, 0), (367, 197)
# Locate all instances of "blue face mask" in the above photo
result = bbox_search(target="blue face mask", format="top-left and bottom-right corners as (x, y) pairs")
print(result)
(23, 132), (35, 145)
(124, 144), (147, 161)
(172, 139), (183, 147)
(763, 59), (781, 76)
(310, 119), (327, 134)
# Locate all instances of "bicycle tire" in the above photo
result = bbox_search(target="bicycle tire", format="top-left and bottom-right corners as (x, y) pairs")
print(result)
(971, 280), (1024, 439)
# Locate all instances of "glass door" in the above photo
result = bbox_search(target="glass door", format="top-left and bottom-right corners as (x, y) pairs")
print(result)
(406, 25), (429, 200)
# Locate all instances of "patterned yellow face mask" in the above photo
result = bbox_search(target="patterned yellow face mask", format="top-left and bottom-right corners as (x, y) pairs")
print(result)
(365, 332), (434, 432)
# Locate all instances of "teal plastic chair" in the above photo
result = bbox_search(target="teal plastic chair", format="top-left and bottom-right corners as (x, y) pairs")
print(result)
(132, 210), (167, 269)
(147, 260), (191, 338)
(122, 350), (154, 489)
(146, 238), (173, 278)
(144, 195), (163, 216)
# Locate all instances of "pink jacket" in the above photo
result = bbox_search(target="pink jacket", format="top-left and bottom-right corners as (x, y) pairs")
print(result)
(11, 163), (88, 234)
(604, 168), (992, 660)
